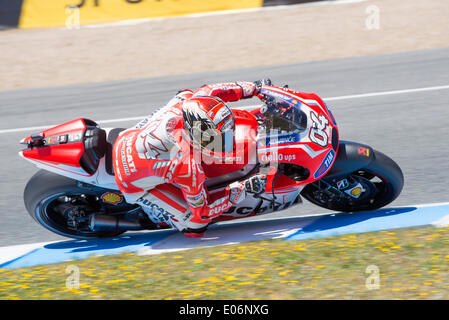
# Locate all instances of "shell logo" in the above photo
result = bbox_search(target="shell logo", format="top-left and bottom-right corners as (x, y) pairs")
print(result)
(350, 187), (362, 197)
(101, 192), (123, 205)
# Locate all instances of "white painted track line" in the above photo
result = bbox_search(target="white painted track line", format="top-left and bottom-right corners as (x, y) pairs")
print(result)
(324, 84), (449, 102)
(0, 116), (145, 134)
(2, 84), (449, 135)
(0, 241), (57, 265)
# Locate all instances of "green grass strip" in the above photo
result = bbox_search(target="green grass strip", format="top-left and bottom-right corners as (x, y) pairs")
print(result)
(1, 225), (449, 299)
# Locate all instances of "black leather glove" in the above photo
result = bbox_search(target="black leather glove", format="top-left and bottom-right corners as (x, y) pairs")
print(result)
(254, 78), (272, 95)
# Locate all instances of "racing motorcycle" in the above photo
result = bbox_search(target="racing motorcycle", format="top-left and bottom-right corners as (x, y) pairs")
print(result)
(19, 85), (404, 239)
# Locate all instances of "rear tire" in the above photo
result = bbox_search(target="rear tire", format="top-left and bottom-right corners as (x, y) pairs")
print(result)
(301, 149), (404, 212)
(24, 170), (126, 239)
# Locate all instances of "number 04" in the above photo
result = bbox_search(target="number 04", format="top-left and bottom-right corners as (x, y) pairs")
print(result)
(309, 112), (329, 147)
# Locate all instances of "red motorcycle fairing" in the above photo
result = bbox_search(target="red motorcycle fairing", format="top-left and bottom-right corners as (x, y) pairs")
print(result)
(254, 85), (339, 187)
(20, 118), (105, 177)
(18, 86), (339, 224)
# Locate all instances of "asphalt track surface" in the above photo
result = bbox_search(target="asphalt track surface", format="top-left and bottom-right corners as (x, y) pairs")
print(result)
(1, 47), (449, 247)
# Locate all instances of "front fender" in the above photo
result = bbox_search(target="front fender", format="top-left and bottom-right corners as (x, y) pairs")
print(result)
(324, 140), (375, 180)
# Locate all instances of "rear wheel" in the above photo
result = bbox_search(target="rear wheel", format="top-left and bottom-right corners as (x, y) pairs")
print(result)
(301, 149), (403, 212)
(24, 170), (128, 239)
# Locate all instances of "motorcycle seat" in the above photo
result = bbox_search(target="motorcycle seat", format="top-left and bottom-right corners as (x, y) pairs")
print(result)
(79, 120), (107, 175)
(105, 128), (126, 176)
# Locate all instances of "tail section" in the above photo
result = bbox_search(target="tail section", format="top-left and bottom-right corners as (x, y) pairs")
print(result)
(20, 118), (107, 180)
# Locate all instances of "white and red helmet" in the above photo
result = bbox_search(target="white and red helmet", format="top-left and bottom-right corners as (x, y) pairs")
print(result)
(182, 96), (235, 154)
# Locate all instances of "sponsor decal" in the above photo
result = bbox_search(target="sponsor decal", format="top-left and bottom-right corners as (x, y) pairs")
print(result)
(68, 132), (83, 142)
(136, 197), (174, 223)
(223, 155), (242, 163)
(212, 106), (231, 126)
(282, 96), (301, 106)
(191, 160), (198, 188)
(166, 117), (178, 134)
(358, 147), (370, 157)
(260, 89), (287, 101)
(205, 152), (243, 163)
(222, 200), (296, 217)
(101, 192), (123, 205)
(336, 178), (349, 190)
(350, 187), (362, 197)
(208, 201), (232, 218)
(258, 133), (300, 148)
(121, 138), (137, 176)
(260, 88), (302, 107)
(344, 183), (364, 199)
(46, 136), (58, 145)
(186, 192), (205, 208)
(44, 134), (72, 145)
(313, 149), (335, 179)
(58, 134), (68, 144)
(260, 152), (296, 163)
(309, 111), (329, 147)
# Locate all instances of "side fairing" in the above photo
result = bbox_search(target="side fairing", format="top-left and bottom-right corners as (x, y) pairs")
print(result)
(256, 86), (339, 186)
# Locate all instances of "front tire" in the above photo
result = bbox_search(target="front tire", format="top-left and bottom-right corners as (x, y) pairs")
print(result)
(301, 149), (404, 212)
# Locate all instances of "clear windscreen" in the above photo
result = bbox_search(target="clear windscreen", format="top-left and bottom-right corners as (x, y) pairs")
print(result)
(263, 98), (308, 134)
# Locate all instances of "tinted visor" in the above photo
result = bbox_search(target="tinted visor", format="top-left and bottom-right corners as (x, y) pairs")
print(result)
(194, 116), (235, 154)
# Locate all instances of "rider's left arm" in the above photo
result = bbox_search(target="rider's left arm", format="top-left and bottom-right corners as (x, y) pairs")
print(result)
(192, 82), (257, 102)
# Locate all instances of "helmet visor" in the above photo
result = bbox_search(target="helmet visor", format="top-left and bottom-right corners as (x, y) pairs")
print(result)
(193, 116), (234, 154)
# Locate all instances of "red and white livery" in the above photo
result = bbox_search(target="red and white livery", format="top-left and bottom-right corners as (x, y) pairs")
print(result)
(19, 81), (404, 240)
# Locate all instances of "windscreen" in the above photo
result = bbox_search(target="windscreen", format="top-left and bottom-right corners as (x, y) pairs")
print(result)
(263, 97), (308, 134)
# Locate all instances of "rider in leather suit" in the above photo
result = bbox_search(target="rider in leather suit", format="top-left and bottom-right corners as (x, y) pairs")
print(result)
(113, 80), (270, 237)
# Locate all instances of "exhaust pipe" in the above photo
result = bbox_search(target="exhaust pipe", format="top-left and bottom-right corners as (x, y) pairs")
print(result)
(89, 215), (143, 232)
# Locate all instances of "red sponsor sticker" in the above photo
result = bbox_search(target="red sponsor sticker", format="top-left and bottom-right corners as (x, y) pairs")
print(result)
(358, 147), (370, 157)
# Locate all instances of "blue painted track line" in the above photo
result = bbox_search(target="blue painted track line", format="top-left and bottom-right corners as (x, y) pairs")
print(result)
(287, 204), (449, 240)
(0, 203), (448, 269)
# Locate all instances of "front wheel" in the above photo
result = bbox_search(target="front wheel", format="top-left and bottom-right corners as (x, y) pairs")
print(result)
(301, 149), (404, 212)
(24, 170), (128, 239)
